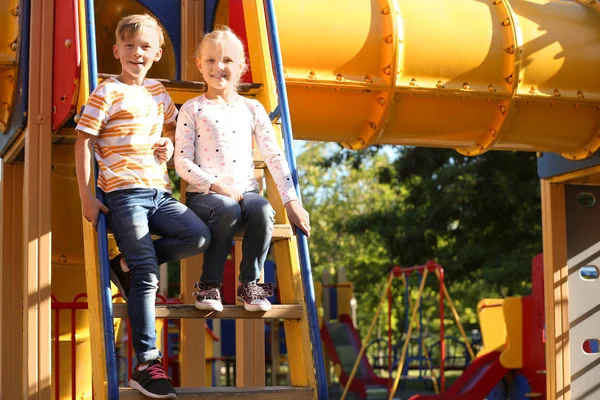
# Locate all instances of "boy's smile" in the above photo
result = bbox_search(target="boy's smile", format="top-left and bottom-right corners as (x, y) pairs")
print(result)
(113, 27), (163, 85)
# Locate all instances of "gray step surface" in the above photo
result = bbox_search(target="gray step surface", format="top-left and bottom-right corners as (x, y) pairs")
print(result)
(119, 386), (313, 399)
(113, 304), (303, 320)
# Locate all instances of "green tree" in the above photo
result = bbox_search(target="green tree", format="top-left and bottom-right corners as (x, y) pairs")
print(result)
(299, 143), (543, 340)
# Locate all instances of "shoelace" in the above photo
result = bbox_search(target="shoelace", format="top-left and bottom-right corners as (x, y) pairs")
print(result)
(193, 282), (221, 300)
(240, 283), (275, 301)
(146, 363), (170, 381)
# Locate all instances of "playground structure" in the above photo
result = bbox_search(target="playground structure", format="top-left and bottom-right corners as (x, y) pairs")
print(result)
(410, 254), (546, 400)
(1, 0), (600, 399)
(318, 256), (545, 400)
(329, 262), (475, 400)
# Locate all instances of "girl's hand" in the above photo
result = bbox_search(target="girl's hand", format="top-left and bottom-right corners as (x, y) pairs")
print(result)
(154, 137), (174, 163)
(210, 181), (244, 202)
(284, 200), (311, 238)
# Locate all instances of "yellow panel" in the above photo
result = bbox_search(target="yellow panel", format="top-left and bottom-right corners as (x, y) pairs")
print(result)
(314, 281), (323, 326)
(0, 0), (19, 133)
(0, 67), (16, 133)
(1, 162), (24, 398)
(476, 298), (506, 357)
(274, 0), (600, 159)
(336, 285), (353, 318)
(0, 0), (19, 65)
(500, 296), (523, 369)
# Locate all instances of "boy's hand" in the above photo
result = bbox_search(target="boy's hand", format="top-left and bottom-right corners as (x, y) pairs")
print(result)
(210, 181), (244, 202)
(82, 196), (109, 231)
(154, 137), (174, 163)
(284, 200), (311, 238)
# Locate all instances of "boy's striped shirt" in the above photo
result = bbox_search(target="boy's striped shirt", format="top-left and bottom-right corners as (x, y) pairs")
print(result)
(76, 77), (177, 193)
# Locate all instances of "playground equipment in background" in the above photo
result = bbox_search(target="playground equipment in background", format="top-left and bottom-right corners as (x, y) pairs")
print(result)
(366, 266), (473, 394)
(338, 262), (474, 400)
(410, 254), (546, 400)
(314, 268), (365, 396)
(315, 268), (357, 328)
(322, 314), (389, 400)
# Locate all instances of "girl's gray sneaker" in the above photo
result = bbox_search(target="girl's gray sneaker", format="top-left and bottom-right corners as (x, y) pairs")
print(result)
(193, 281), (224, 312)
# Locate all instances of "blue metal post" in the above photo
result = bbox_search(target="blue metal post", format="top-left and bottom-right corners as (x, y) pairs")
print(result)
(84, 1), (119, 398)
(263, 1), (328, 398)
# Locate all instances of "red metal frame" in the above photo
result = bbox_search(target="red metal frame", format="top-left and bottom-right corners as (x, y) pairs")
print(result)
(51, 293), (182, 398)
(229, 0), (253, 84)
(51, 293), (89, 400)
(52, 0), (80, 131)
(389, 261), (447, 391)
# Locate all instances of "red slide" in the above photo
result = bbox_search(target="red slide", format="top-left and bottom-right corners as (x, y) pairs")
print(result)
(409, 351), (507, 400)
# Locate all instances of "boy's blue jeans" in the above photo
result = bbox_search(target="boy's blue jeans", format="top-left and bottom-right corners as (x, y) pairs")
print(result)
(104, 188), (211, 363)
(186, 191), (275, 285)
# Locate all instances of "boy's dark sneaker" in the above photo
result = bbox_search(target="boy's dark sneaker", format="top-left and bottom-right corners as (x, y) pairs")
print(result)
(129, 359), (177, 399)
(237, 282), (275, 312)
(109, 254), (130, 301)
(193, 281), (224, 311)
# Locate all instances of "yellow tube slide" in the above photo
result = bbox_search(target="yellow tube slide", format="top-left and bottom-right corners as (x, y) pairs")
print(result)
(275, 0), (600, 159)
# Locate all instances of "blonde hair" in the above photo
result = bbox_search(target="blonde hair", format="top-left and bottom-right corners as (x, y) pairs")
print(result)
(116, 14), (165, 47)
(196, 26), (248, 79)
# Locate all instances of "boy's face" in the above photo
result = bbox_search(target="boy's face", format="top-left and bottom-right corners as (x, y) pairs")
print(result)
(113, 27), (162, 83)
(196, 40), (243, 91)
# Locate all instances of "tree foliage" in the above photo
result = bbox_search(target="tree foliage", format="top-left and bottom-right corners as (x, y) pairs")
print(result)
(298, 142), (543, 337)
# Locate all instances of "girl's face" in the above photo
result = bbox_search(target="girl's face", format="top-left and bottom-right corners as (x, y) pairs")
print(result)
(196, 39), (244, 92)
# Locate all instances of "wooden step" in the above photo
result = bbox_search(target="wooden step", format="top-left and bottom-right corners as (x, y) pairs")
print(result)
(105, 223), (292, 244)
(98, 73), (263, 105)
(251, 223), (292, 241)
(119, 386), (313, 399)
(113, 304), (303, 320)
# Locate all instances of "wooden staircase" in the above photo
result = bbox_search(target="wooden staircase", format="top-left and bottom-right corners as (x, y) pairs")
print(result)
(77, 1), (324, 399)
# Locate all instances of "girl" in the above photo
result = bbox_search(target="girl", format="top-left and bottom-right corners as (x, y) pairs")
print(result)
(175, 27), (310, 312)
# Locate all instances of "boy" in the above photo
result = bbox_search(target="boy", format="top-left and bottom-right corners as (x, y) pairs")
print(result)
(75, 14), (210, 399)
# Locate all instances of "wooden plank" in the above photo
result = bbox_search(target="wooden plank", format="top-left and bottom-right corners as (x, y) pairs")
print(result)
(181, 0), (205, 82)
(266, 158), (315, 390)
(97, 73), (262, 104)
(236, 223), (292, 241)
(235, 243), (265, 387)
(112, 304), (303, 319)
(119, 386), (313, 399)
(2, 130), (25, 163)
(242, 0), (316, 394)
(179, 6), (206, 386)
(75, 0), (109, 397)
(180, 252), (206, 388)
(24, 1), (54, 398)
(253, 147), (265, 169)
(0, 162), (24, 398)
(541, 180), (570, 400)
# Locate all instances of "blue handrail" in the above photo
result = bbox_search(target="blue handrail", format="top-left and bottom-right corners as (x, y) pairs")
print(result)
(84, 1), (119, 398)
(263, 1), (328, 398)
